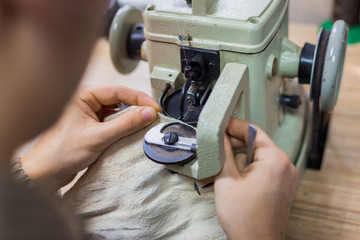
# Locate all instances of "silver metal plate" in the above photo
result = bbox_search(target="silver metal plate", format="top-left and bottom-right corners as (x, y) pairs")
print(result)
(144, 122), (197, 152)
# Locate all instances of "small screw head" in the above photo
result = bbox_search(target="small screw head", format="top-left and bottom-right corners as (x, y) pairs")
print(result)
(280, 94), (302, 109)
(178, 33), (185, 41)
(195, 92), (201, 99)
(178, 33), (191, 41)
(164, 132), (179, 145)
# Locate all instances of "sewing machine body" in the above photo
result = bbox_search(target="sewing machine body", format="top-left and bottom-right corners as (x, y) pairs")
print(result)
(142, 0), (307, 178)
(109, 0), (348, 179)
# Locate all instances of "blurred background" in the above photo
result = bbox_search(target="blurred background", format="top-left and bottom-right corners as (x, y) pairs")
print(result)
(108, 0), (359, 45)
(289, 0), (333, 24)
(114, 0), (358, 26)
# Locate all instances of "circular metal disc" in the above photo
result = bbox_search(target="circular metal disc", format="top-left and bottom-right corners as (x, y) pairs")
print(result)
(321, 20), (348, 112)
(109, 6), (143, 74)
(143, 123), (196, 165)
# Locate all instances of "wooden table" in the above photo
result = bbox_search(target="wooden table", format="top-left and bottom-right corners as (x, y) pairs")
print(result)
(286, 25), (360, 240)
(83, 23), (360, 240)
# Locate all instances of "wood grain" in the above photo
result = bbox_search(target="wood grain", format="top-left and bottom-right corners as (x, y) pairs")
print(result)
(84, 23), (360, 240)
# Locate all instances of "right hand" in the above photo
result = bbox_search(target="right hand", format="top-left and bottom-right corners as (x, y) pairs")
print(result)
(214, 118), (298, 240)
(21, 85), (160, 191)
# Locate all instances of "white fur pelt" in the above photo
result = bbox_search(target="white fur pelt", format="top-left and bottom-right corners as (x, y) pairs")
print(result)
(64, 108), (226, 240)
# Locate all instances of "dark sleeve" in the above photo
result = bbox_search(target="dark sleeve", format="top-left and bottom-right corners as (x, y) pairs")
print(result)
(10, 157), (35, 188)
(0, 169), (86, 240)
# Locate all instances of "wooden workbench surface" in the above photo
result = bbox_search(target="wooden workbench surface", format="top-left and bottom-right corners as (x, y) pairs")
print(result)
(286, 25), (360, 240)
(83, 23), (360, 240)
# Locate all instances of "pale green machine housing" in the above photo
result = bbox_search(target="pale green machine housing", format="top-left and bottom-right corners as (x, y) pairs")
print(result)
(109, 0), (348, 179)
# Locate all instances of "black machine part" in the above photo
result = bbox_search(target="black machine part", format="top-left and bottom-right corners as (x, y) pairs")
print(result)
(180, 47), (220, 82)
(298, 43), (316, 85)
(185, 0), (192, 7)
(299, 28), (332, 170)
(160, 47), (220, 125)
(280, 94), (302, 109)
(161, 88), (205, 125)
(307, 29), (331, 170)
(143, 122), (197, 165)
(127, 23), (145, 60)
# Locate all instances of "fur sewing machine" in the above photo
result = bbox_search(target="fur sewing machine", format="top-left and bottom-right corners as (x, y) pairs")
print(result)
(107, 0), (348, 179)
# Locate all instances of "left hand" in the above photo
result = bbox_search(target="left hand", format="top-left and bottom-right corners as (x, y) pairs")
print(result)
(21, 85), (160, 191)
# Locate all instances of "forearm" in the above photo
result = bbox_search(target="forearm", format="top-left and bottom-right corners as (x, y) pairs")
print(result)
(21, 146), (72, 192)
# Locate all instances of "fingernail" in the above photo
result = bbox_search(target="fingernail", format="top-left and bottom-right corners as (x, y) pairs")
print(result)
(154, 103), (162, 112)
(141, 107), (156, 122)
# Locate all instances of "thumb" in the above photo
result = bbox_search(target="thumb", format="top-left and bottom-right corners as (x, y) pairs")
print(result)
(100, 106), (157, 144)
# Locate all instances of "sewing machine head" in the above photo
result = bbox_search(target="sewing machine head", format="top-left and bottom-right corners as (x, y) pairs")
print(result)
(109, 0), (348, 179)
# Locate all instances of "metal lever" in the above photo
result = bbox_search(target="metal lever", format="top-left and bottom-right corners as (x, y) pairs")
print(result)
(246, 124), (257, 166)
(144, 122), (197, 152)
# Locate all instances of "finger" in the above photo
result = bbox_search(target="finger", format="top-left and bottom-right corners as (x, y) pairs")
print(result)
(227, 118), (276, 149)
(235, 153), (246, 172)
(99, 106), (157, 144)
(229, 136), (246, 149)
(217, 135), (240, 178)
(79, 85), (161, 113)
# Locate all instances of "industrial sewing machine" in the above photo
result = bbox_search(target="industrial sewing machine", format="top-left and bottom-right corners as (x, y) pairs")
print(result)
(108, 0), (348, 179)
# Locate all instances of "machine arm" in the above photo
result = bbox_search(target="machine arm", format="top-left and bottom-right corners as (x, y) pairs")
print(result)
(195, 63), (249, 179)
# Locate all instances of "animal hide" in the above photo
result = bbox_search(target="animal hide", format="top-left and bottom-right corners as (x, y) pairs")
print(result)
(64, 107), (226, 240)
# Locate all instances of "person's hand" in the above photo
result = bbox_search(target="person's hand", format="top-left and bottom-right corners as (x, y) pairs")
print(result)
(215, 118), (298, 240)
(21, 85), (161, 191)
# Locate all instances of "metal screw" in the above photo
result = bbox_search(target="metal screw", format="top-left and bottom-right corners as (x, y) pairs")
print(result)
(164, 132), (179, 145)
(195, 92), (201, 100)
(280, 94), (302, 109)
(178, 33), (192, 41)
(178, 33), (185, 41)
